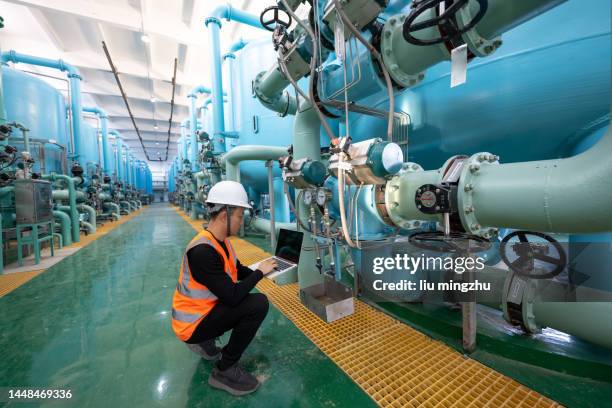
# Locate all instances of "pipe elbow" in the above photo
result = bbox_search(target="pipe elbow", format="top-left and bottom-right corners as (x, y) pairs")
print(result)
(206, 4), (230, 27)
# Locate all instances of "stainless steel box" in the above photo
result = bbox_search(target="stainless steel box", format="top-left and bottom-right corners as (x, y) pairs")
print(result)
(299, 275), (354, 323)
(15, 179), (53, 224)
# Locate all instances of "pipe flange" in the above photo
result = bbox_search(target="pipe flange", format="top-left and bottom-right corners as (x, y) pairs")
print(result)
(501, 271), (540, 333)
(383, 162), (425, 229)
(205, 16), (222, 28)
(457, 6), (502, 57)
(381, 14), (427, 88)
(457, 151), (499, 239)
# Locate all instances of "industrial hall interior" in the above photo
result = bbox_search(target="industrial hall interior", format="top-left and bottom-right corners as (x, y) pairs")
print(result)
(0, 0), (611, 407)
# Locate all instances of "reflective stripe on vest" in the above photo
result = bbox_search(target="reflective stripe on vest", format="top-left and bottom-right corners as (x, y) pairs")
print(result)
(172, 309), (202, 323)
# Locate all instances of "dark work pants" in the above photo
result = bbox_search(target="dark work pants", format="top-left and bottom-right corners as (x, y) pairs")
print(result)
(186, 293), (269, 370)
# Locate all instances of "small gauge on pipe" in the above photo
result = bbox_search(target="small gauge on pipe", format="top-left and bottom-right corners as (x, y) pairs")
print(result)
(316, 187), (331, 206)
(303, 189), (313, 206)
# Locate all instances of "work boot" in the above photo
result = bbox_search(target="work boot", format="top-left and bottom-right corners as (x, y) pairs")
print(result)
(186, 339), (221, 360)
(208, 363), (260, 396)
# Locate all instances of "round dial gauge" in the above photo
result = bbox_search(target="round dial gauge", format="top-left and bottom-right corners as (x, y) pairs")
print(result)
(316, 188), (330, 206)
(303, 190), (313, 206)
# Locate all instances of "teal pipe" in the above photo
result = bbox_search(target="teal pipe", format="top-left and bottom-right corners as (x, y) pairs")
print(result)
(225, 38), (249, 57)
(52, 210), (72, 246)
(207, 5), (264, 29)
(43, 174), (79, 243)
(1, 50), (84, 163)
(220, 145), (288, 182)
(83, 106), (110, 175)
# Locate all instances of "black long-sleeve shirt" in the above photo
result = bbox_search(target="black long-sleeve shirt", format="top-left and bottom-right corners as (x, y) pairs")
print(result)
(187, 234), (263, 307)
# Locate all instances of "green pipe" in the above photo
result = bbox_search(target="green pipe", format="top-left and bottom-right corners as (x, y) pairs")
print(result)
(293, 104), (322, 289)
(119, 201), (131, 213)
(384, 167), (440, 229)
(52, 189), (86, 202)
(99, 192), (112, 202)
(253, 64), (298, 116)
(81, 221), (95, 234)
(220, 145), (288, 182)
(251, 217), (297, 234)
(77, 204), (96, 233)
(43, 174), (79, 243)
(532, 303), (612, 350)
(52, 210), (72, 246)
(459, 127), (612, 234)
(103, 202), (121, 220)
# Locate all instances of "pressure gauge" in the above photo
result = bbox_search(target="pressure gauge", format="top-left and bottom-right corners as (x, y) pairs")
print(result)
(316, 187), (331, 206)
(303, 189), (313, 206)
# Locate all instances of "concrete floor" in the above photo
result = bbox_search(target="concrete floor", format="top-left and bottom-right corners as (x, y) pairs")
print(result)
(0, 204), (375, 407)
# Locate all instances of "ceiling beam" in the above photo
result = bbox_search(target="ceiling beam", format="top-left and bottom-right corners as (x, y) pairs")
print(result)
(4, 0), (206, 47)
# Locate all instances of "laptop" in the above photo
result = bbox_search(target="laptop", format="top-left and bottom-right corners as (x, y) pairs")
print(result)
(250, 228), (304, 280)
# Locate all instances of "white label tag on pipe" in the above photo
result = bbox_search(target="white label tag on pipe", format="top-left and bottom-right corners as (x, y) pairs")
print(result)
(450, 44), (468, 88)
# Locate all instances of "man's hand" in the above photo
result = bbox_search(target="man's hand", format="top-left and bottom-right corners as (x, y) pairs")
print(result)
(258, 258), (278, 275)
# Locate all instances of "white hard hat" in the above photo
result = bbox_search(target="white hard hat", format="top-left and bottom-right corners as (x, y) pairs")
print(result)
(205, 180), (252, 209)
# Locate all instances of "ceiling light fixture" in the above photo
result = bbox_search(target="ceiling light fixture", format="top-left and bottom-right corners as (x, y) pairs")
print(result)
(154, 124), (159, 130)
(141, 34), (151, 43)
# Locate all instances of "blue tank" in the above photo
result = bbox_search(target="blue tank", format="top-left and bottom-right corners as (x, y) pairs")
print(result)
(347, 0), (611, 169)
(80, 123), (101, 175)
(230, 38), (295, 193)
(2, 66), (69, 174)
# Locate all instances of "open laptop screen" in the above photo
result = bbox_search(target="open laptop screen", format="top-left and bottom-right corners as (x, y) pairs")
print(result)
(275, 229), (304, 264)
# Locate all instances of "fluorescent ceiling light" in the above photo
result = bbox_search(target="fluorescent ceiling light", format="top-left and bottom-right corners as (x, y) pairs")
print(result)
(141, 34), (150, 43)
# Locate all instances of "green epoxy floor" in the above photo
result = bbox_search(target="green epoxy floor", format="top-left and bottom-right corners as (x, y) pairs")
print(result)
(0, 204), (376, 408)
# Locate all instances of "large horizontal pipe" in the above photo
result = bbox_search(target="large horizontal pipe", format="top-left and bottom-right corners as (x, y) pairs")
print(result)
(462, 126), (612, 234)
(220, 145), (288, 182)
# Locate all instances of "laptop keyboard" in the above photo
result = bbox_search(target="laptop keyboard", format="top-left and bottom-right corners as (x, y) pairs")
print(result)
(273, 257), (294, 270)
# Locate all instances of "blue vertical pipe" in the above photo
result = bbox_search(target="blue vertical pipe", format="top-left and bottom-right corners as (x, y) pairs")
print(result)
(188, 94), (199, 171)
(83, 106), (110, 175)
(180, 119), (189, 162)
(205, 6), (263, 154)
(205, 20), (226, 153)
(1, 51), (84, 163)
(109, 130), (122, 181)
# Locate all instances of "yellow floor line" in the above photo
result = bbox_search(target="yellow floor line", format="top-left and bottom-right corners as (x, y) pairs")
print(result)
(0, 208), (146, 297)
(0, 270), (45, 297)
(175, 206), (561, 408)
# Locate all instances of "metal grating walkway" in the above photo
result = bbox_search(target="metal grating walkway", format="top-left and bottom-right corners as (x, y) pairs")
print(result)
(176, 206), (562, 408)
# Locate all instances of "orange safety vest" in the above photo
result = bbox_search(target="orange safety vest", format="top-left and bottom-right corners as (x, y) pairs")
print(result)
(171, 229), (238, 341)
